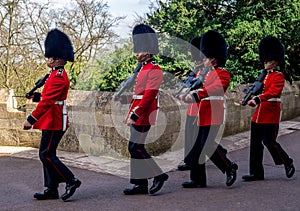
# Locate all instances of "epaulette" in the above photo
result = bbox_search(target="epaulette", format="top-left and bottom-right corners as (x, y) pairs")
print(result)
(51, 66), (64, 75)
(142, 59), (151, 65)
(57, 68), (64, 75)
(142, 58), (158, 66)
(151, 61), (158, 66)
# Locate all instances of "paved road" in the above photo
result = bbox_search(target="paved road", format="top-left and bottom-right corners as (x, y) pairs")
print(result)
(0, 121), (299, 210)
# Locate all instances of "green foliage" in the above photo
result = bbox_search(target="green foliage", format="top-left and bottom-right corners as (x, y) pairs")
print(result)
(224, 0), (300, 85)
(81, 0), (300, 91)
(146, 0), (300, 88)
(98, 54), (138, 92)
(75, 42), (138, 91)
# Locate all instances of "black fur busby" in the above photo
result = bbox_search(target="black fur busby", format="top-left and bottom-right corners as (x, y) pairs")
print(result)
(190, 36), (202, 62)
(132, 24), (159, 54)
(258, 36), (285, 67)
(200, 30), (228, 67)
(44, 28), (74, 62)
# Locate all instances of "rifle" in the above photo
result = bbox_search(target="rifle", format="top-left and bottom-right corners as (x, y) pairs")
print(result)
(175, 66), (201, 97)
(114, 62), (143, 99)
(181, 67), (211, 98)
(241, 69), (268, 106)
(25, 74), (49, 102)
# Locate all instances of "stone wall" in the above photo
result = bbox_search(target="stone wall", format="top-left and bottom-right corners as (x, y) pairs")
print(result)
(1, 81), (299, 158)
(225, 81), (300, 136)
(0, 89), (41, 148)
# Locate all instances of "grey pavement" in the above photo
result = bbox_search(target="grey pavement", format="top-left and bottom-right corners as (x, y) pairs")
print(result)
(3, 117), (300, 178)
(0, 117), (300, 210)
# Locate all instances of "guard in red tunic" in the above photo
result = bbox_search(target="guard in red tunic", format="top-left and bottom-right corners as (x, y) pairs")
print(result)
(241, 36), (295, 181)
(23, 29), (81, 201)
(177, 36), (202, 171)
(181, 30), (238, 188)
(118, 24), (168, 195)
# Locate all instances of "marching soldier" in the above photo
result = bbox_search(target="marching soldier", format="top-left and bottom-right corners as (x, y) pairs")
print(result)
(181, 30), (238, 188)
(23, 29), (81, 201)
(177, 36), (202, 171)
(115, 24), (168, 195)
(241, 36), (295, 181)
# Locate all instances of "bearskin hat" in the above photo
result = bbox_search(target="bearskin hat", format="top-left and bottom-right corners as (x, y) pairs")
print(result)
(44, 28), (74, 62)
(190, 36), (202, 62)
(200, 30), (228, 67)
(258, 36), (285, 67)
(132, 24), (159, 54)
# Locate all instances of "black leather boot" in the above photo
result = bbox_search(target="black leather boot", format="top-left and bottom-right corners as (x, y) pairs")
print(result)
(123, 185), (148, 195)
(149, 173), (169, 194)
(182, 180), (207, 188)
(226, 162), (238, 186)
(177, 163), (191, 171)
(285, 158), (295, 178)
(242, 174), (264, 181)
(34, 188), (59, 200)
(61, 178), (81, 201)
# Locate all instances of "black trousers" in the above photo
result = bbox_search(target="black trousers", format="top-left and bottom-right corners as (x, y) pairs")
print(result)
(128, 124), (165, 186)
(183, 115), (199, 166)
(39, 130), (74, 189)
(249, 122), (290, 177)
(190, 125), (232, 185)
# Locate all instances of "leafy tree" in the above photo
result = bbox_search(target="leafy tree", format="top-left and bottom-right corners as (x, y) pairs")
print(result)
(94, 36), (193, 92)
(80, 42), (137, 92)
(51, 0), (122, 87)
(0, 0), (48, 106)
(55, 0), (300, 91)
(225, 0), (300, 84)
(0, 0), (122, 101)
(146, 0), (300, 87)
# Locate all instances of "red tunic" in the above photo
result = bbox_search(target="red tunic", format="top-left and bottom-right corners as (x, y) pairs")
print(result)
(252, 71), (284, 124)
(126, 61), (163, 126)
(28, 67), (70, 131)
(194, 67), (230, 126)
